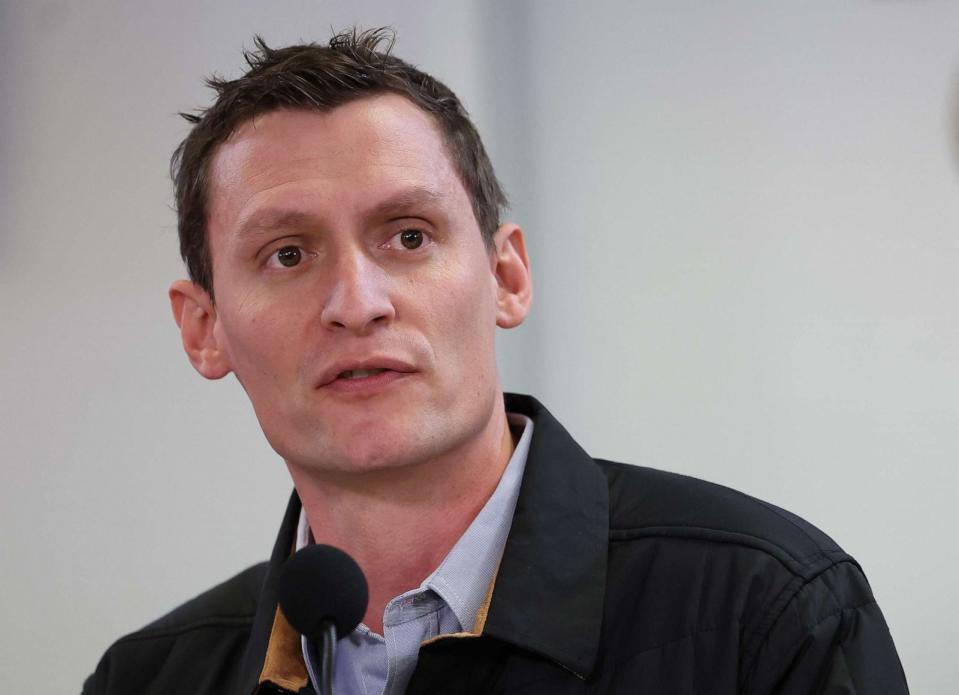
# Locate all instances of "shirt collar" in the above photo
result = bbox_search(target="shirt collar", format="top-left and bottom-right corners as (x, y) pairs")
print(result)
(424, 412), (533, 632)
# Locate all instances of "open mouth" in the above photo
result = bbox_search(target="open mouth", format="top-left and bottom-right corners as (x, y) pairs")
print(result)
(337, 368), (389, 380)
(319, 358), (416, 390)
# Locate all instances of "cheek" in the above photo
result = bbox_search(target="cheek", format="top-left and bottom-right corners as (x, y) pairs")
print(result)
(217, 293), (312, 382)
(428, 262), (498, 355)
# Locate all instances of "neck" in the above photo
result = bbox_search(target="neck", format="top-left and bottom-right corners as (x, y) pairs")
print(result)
(288, 399), (515, 636)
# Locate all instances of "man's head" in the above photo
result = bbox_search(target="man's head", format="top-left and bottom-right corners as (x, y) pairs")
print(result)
(172, 28), (507, 299)
(169, 30), (531, 477)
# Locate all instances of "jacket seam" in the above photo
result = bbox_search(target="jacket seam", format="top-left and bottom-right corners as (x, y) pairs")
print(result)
(113, 614), (256, 644)
(743, 599), (878, 694)
(748, 497), (826, 557)
(740, 560), (876, 691)
(599, 460), (838, 553)
(608, 525), (847, 574)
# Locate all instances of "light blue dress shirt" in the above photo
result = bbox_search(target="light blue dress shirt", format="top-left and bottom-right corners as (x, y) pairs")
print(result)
(296, 412), (533, 695)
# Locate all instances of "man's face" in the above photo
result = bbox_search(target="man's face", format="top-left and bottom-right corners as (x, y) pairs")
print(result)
(194, 95), (524, 474)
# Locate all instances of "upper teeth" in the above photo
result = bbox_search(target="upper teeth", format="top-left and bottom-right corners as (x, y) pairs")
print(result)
(339, 368), (387, 380)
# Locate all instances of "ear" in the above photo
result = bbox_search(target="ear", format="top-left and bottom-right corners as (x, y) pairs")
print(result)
(168, 279), (232, 380)
(490, 223), (533, 329)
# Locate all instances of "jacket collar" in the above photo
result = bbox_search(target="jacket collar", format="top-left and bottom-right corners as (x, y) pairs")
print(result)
(238, 393), (609, 692)
(238, 487), (307, 694)
(483, 393), (608, 678)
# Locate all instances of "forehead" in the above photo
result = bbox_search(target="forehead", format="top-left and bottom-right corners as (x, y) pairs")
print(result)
(206, 95), (466, 230)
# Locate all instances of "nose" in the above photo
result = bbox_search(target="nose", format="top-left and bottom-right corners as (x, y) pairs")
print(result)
(320, 251), (395, 334)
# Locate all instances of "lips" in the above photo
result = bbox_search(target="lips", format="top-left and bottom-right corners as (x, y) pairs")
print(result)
(317, 357), (417, 388)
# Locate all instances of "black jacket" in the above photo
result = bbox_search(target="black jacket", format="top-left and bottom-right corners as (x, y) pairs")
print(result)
(83, 394), (908, 694)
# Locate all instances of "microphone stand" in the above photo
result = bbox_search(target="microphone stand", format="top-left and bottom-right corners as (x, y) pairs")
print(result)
(319, 621), (337, 695)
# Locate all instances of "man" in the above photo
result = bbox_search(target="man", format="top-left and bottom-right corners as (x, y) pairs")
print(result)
(84, 29), (908, 694)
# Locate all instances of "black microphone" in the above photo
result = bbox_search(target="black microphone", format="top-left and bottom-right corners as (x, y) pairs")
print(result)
(277, 544), (369, 695)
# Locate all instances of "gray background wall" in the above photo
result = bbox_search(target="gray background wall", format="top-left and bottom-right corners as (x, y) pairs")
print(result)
(1, 1), (956, 691)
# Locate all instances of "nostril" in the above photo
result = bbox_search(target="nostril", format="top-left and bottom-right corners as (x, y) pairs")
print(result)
(319, 281), (395, 331)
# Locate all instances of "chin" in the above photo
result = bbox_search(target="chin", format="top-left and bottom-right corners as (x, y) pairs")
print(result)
(270, 392), (495, 476)
(279, 429), (434, 476)
(332, 441), (415, 473)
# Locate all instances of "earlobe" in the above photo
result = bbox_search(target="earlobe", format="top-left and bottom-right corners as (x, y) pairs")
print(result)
(169, 280), (232, 380)
(491, 224), (533, 329)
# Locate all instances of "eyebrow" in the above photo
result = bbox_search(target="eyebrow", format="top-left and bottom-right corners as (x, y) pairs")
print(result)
(236, 186), (447, 238)
(367, 186), (446, 219)
(237, 209), (319, 238)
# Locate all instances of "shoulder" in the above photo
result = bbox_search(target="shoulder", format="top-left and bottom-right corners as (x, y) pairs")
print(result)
(592, 461), (906, 689)
(82, 562), (267, 695)
(135, 560), (267, 636)
(596, 459), (851, 577)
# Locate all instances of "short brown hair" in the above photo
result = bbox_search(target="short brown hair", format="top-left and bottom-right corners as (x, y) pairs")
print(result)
(171, 28), (507, 298)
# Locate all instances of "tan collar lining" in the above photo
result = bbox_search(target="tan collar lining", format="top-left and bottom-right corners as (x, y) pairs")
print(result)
(257, 605), (309, 691)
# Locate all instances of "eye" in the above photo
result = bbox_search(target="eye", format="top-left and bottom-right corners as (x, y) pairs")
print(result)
(399, 229), (423, 250)
(386, 228), (430, 251)
(273, 245), (302, 267)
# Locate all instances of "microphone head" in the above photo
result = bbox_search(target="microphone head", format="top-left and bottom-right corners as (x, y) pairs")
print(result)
(277, 544), (369, 641)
